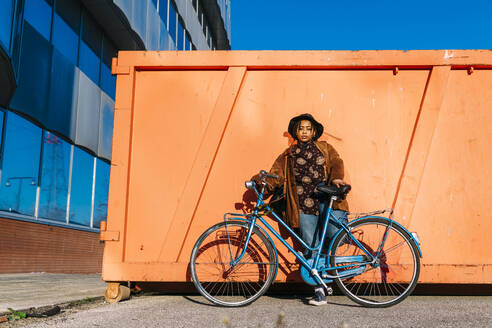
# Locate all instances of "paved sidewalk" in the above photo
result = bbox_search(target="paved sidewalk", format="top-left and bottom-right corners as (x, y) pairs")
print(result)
(0, 273), (106, 315)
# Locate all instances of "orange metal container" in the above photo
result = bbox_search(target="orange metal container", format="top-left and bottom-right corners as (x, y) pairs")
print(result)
(101, 50), (492, 285)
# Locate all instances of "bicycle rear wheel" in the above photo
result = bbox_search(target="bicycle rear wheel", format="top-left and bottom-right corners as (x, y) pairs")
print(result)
(190, 221), (277, 307)
(330, 217), (420, 308)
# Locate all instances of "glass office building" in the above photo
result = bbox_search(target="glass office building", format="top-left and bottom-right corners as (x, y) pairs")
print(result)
(0, 0), (231, 273)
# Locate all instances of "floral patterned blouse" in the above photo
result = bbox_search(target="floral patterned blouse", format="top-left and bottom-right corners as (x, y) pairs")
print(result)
(292, 141), (326, 215)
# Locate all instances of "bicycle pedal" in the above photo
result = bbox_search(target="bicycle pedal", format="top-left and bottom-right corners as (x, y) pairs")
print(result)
(325, 286), (333, 296)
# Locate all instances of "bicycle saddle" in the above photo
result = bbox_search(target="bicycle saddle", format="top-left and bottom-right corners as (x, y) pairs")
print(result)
(316, 184), (351, 199)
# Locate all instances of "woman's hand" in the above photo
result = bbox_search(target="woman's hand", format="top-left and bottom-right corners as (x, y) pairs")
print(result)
(331, 179), (347, 188)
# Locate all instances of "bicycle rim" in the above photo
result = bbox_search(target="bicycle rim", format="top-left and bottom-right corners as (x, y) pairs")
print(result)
(330, 218), (420, 307)
(190, 221), (277, 307)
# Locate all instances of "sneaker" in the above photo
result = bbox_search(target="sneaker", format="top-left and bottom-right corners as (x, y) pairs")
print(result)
(308, 291), (327, 306)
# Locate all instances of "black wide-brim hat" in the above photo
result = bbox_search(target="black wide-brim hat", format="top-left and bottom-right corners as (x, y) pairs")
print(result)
(288, 113), (324, 141)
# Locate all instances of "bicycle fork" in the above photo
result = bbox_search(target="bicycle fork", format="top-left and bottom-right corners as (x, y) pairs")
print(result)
(227, 215), (258, 267)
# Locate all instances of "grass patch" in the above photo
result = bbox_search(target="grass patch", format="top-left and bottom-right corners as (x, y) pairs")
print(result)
(6, 308), (26, 321)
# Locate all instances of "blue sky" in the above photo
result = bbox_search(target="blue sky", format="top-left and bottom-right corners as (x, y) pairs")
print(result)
(231, 0), (492, 50)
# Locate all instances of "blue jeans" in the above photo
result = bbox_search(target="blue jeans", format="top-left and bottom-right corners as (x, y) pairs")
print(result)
(299, 203), (347, 259)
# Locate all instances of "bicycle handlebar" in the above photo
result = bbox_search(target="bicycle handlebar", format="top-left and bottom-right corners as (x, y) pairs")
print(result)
(260, 170), (279, 180)
(244, 170), (278, 192)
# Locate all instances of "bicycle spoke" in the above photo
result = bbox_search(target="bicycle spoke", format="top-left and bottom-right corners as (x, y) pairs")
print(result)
(331, 218), (420, 307)
(381, 240), (406, 255)
(191, 222), (277, 306)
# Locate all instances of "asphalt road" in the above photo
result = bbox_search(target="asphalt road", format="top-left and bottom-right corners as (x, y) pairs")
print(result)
(7, 294), (492, 328)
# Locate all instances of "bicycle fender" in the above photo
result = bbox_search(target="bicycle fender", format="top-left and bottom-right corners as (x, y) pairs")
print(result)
(225, 217), (280, 275)
(327, 216), (423, 258)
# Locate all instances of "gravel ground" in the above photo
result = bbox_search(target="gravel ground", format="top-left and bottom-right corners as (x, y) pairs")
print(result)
(2, 294), (492, 328)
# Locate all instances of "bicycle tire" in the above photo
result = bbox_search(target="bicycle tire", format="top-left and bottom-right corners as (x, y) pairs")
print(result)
(330, 217), (420, 308)
(190, 220), (278, 307)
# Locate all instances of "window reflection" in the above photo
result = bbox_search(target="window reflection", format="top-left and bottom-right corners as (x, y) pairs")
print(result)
(168, 1), (177, 43)
(0, 112), (41, 215)
(51, 0), (80, 65)
(101, 37), (117, 99)
(52, 13), (79, 65)
(55, 0), (80, 31)
(100, 65), (115, 99)
(80, 10), (102, 84)
(177, 19), (184, 50)
(0, 0), (14, 50)
(24, 0), (53, 41)
(185, 33), (190, 51)
(93, 159), (110, 228)
(197, 5), (204, 27)
(202, 14), (208, 36)
(68, 147), (93, 226)
(10, 0), (25, 75)
(0, 110), (4, 143)
(38, 132), (70, 222)
(10, 22), (51, 123)
(158, 0), (168, 26)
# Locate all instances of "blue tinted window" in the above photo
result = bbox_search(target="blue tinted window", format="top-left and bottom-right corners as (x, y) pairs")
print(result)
(101, 37), (117, 98)
(100, 64), (115, 99)
(38, 132), (70, 222)
(79, 10), (102, 84)
(51, 0), (80, 64)
(47, 49), (77, 137)
(159, 19), (169, 50)
(11, 0), (25, 75)
(177, 19), (184, 50)
(0, 110), (4, 147)
(79, 42), (100, 83)
(132, 0), (146, 38)
(159, 0), (168, 28)
(10, 22), (51, 123)
(99, 94), (114, 159)
(168, 1), (177, 43)
(52, 13), (79, 65)
(185, 33), (190, 51)
(68, 147), (94, 226)
(0, 109), (4, 210)
(0, 0), (14, 50)
(55, 0), (80, 31)
(202, 14), (207, 36)
(102, 37), (116, 68)
(0, 112), (41, 215)
(24, 0), (53, 41)
(93, 159), (110, 228)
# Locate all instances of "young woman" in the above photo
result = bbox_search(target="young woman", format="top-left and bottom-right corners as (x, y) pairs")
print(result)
(254, 113), (349, 306)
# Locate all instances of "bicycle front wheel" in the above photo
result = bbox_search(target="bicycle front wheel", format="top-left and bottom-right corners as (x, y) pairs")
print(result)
(330, 217), (420, 308)
(190, 221), (278, 307)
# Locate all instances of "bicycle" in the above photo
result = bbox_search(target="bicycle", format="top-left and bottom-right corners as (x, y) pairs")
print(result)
(190, 170), (422, 308)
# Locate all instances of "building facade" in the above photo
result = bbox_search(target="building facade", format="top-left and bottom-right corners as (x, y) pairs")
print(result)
(0, 0), (231, 273)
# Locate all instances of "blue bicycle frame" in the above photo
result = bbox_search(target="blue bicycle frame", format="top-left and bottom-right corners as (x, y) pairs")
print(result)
(223, 181), (382, 287)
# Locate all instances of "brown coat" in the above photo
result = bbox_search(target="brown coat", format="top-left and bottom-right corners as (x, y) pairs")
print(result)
(265, 141), (349, 228)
